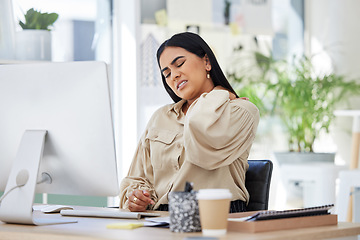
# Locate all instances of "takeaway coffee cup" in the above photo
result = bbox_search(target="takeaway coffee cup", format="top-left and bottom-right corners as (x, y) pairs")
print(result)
(196, 189), (232, 236)
(168, 191), (201, 232)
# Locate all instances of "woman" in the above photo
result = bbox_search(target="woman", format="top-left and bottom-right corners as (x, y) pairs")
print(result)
(119, 32), (259, 213)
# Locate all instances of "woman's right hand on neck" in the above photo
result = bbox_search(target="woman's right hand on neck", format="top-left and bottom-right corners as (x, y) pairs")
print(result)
(213, 86), (237, 100)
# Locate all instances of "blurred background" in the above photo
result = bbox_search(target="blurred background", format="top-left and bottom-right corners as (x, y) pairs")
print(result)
(1, 0), (360, 213)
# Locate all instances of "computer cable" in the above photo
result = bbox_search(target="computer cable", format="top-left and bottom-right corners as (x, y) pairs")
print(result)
(0, 170), (51, 204)
(0, 169), (29, 204)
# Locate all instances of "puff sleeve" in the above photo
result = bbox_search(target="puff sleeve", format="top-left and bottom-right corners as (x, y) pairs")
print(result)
(184, 89), (259, 170)
(118, 133), (158, 210)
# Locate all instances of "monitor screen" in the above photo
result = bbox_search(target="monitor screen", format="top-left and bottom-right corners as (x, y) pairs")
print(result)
(0, 61), (119, 197)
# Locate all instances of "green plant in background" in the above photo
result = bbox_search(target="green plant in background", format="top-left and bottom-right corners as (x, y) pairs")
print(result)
(228, 49), (360, 152)
(236, 84), (268, 115)
(224, 0), (231, 25)
(19, 8), (59, 31)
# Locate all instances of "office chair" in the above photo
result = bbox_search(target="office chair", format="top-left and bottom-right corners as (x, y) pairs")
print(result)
(245, 159), (273, 211)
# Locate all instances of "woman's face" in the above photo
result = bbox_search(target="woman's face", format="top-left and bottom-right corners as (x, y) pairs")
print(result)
(159, 46), (214, 104)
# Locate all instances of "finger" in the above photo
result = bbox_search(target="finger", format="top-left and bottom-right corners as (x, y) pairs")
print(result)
(142, 190), (155, 205)
(131, 193), (147, 206)
(132, 191), (153, 209)
(128, 200), (147, 212)
(229, 93), (237, 100)
(133, 189), (153, 205)
(128, 194), (148, 212)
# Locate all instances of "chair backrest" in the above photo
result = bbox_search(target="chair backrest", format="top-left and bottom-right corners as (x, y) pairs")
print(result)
(245, 159), (273, 211)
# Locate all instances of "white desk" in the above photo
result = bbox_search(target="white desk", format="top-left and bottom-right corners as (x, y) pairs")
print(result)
(334, 110), (360, 169)
(334, 110), (360, 221)
(1, 206), (360, 240)
(337, 170), (360, 222)
(280, 162), (345, 208)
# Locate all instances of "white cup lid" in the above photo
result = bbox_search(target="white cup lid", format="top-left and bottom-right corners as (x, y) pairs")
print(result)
(196, 188), (232, 200)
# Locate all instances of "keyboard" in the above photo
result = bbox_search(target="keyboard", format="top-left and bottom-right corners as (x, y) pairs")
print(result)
(60, 209), (161, 220)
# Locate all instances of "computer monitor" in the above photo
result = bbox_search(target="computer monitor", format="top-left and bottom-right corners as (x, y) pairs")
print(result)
(0, 61), (119, 224)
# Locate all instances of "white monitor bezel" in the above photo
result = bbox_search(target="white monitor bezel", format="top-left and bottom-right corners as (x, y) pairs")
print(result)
(0, 61), (119, 197)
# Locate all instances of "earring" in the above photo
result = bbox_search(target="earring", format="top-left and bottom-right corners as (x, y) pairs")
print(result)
(207, 72), (210, 79)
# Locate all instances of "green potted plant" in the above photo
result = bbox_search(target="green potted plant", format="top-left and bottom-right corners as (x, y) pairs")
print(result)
(19, 8), (58, 31)
(228, 48), (360, 163)
(15, 8), (59, 61)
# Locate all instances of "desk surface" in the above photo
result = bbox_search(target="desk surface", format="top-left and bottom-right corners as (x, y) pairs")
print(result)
(1, 206), (360, 240)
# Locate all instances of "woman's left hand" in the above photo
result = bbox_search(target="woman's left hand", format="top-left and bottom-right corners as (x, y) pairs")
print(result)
(128, 189), (154, 212)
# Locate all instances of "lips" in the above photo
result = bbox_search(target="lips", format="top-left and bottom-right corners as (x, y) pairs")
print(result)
(177, 80), (188, 90)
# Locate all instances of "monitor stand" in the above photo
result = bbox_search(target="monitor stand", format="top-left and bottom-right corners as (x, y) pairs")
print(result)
(0, 130), (77, 225)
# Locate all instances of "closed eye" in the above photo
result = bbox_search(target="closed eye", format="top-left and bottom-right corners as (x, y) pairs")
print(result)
(177, 61), (185, 67)
(164, 61), (185, 78)
(161, 56), (186, 79)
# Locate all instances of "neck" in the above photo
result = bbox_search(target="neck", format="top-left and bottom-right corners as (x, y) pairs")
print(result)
(182, 101), (189, 115)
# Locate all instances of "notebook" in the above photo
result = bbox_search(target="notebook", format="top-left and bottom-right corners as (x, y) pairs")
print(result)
(246, 204), (334, 221)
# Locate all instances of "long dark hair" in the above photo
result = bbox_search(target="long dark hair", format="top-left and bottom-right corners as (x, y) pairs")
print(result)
(156, 32), (238, 103)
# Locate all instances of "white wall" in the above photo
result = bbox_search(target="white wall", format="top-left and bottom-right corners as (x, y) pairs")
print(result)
(112, 0), (140, 180)
(307, 0), (360, 166)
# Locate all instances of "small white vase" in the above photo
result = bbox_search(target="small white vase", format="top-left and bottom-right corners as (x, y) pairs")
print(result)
(0, 0), (16, 59)
(15, 30), (52, 61)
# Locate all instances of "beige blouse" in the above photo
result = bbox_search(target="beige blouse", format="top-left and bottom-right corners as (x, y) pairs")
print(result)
(119, 89), (260, 210)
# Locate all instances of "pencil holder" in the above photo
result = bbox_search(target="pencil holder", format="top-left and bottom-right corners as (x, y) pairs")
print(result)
(168, 191), (201, 232)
